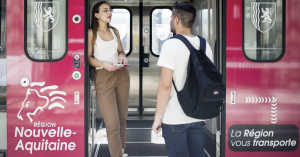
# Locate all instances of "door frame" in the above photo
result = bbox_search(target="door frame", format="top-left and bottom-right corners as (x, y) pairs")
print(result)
(221, 0), (227, 156)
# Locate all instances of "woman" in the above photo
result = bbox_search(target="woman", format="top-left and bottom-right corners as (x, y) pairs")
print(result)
(88, 1), (130, 157)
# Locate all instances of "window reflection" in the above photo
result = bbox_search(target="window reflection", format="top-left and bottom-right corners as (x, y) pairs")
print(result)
(110, 8), (131, 54)
(26, 0), (67, 61)
(151, 8), (172, 56)
(0, 0), (5, 59)
(243, 0), (284, 61)
(0, 0), (6, 105)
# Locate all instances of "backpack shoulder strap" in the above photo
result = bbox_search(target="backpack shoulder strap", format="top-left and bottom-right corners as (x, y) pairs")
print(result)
(170, 34), (197, 93)
(197, 36), (206, 55)
(171, 34), (195, 52)
(172, 79), (179, 93)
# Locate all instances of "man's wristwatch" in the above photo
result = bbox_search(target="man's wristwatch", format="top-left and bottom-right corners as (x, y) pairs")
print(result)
(99, 62), (104, 69)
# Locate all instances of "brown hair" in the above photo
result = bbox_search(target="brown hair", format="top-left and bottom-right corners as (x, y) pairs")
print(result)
(172, 2), (196, 28)
(91, 1), (114, 46)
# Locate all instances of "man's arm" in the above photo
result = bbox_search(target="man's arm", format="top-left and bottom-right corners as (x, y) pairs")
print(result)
(152, 66), (174, 133)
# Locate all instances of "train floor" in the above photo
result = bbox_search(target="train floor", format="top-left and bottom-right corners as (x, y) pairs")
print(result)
(89, 119), (215, 157)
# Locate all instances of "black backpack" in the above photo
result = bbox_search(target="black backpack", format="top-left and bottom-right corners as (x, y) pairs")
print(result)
(171, 34), (225, 119)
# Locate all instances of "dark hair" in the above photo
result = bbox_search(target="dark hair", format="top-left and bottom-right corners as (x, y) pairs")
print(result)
(91, 1), (113, 46)
(172, 2), (196, 28)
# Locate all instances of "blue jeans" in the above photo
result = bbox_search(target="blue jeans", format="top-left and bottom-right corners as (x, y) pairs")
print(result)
(162, 121), (206, 157)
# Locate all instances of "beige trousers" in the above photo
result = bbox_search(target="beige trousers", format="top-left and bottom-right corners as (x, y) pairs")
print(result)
(95, 67), (130, 157)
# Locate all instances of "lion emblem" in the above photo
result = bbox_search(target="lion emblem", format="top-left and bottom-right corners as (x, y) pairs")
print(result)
(43, 7), (56, 23)
(251, 2), (276, 33)
(34, 2), (59, 32)
(261, 8), (273, 23)
(17, 82), (66, 123)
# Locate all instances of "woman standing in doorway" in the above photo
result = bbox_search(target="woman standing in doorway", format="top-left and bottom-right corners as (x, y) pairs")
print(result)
(88, 1), (130, 157)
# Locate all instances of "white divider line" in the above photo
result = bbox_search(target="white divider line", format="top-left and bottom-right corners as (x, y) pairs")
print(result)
(204, 149), (211, 157)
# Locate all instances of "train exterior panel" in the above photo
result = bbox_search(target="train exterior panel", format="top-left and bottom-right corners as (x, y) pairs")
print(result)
(225, 0), (300, 156)
(1, 0), (300, 156)
(6, 0), (85, 156)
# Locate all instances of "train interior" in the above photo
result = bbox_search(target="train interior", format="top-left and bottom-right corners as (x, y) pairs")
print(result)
(0, 0), (223, 157)
(87, 0), (222, 156)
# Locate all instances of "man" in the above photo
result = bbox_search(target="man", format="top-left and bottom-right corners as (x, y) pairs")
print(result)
(152, 2), (213, 157)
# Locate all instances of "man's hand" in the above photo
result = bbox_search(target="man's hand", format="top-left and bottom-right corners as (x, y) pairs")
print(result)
(152, 118), (162, 134)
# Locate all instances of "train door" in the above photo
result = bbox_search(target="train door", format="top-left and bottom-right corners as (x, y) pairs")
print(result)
(224, 0), (300, 157)
(112, 2), (173, 117)
(6, 0), (87, 157)
(88, 1), (225, 157)
(141, 4), (173, 116)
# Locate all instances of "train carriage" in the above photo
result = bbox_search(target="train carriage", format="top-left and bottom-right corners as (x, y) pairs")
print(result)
(0, 0), (299, 157)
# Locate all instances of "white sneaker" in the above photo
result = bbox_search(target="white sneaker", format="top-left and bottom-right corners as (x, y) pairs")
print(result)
(123, 153), (128, 157)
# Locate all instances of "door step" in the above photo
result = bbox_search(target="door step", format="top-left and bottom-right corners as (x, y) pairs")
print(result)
(97, 143), (167, 157)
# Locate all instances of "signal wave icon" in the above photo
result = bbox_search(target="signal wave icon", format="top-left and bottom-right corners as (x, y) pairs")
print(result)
(245, 96), (278, 124)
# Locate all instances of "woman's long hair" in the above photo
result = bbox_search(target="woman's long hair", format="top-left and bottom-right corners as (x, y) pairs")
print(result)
(91, 1), (113, 46)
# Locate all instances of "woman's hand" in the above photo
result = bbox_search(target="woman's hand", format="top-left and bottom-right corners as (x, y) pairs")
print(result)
(103, 62), (120, 72)
(118, 53), (128, 65)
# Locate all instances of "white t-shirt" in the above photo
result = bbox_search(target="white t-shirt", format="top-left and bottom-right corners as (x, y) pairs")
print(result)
(157, 35), (213, 125)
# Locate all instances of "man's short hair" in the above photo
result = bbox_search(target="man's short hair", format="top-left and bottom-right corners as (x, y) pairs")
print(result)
(172, 2), (196, 28)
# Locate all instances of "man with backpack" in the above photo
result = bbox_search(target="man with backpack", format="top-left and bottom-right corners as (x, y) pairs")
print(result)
(152, 2), (217, 157)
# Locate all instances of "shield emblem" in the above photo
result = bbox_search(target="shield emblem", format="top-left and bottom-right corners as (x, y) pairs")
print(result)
(34, 2), (59, 32)
(156, 24), (170, 41)
(111, 24), (127, 40)
(251, 2), (276, 33)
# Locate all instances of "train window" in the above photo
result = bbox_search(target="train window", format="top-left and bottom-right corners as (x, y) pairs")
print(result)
(25, 0), (67, 61)
(110, 8), (131, 55)
(150, 8), (173, 56)
(243, 0), (285, 62)
(0, 0), (6, 106)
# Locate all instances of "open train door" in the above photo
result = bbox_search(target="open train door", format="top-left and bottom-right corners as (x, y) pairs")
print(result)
(6, 0), (87, 156)
(223, 0), (300, 156)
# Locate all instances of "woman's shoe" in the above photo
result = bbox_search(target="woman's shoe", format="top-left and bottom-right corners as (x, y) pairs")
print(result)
(123, 153), (128, 157)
